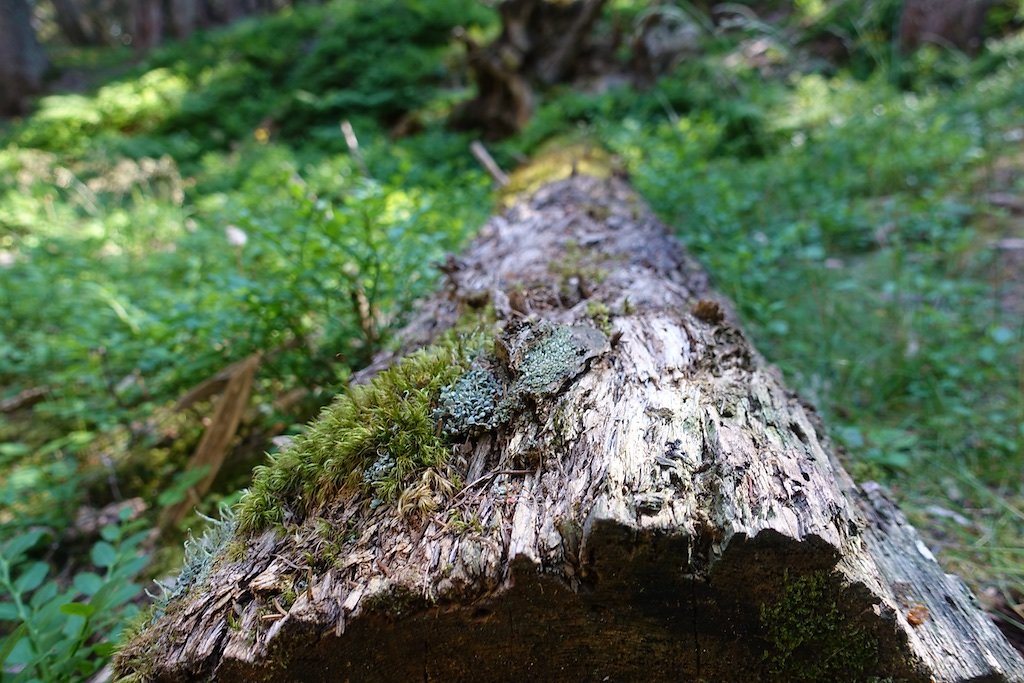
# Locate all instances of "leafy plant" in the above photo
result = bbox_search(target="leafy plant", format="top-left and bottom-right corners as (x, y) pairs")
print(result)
(0, 514), (148, 681)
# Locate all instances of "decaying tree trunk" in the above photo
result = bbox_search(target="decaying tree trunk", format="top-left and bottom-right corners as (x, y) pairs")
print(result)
(115, 175), (1024, 682)
(449, 0), (610, 139)
(130, 0), (163, 51)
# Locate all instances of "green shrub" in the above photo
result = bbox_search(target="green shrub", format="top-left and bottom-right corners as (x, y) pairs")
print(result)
(0, 517), (148, 680)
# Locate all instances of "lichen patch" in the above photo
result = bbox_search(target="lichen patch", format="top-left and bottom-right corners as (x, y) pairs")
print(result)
(435, 367), (503, 437)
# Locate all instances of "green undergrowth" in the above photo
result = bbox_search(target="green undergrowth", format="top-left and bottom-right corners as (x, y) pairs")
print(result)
(1, 1), (496, 674)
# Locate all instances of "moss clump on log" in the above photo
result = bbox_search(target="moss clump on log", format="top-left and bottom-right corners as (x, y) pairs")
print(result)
(236, 331), (488, 533)
(235, 320), (605, 534)
(759, 570), (878, 682)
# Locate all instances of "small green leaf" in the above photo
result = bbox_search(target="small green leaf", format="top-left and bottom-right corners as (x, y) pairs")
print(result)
(29, 580), (58, 609)
(90, 541), (117, 568)
(59, 602), (96, 618)
(0, 602), (19, 620)
(14, 562), (49, 593)
(0, 623), (28, 665)
(157, 467), (209, 507)
(2, 530), (45, 561)
(0, 442), (30, 458)
(73, 572), (103, 597)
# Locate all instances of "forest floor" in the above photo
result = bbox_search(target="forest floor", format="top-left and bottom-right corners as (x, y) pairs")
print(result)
(0, 1), (1022, 676)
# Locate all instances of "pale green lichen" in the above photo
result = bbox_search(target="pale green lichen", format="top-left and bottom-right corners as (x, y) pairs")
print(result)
(234, 321), (604, 535)
(436, 323), (606, 437)
(515, 325), (581, 394)
(150, 507), (237, 615)
(434, 367), (502, 436)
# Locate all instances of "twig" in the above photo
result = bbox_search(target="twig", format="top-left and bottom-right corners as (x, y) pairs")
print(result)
(340, 120), (370, 177)
(470, 141), (510, 186)
(0, 386), (48, 413)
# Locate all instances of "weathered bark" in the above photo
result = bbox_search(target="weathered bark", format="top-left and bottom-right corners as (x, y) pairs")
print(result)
(115, 176), (1024, 682)
(899, 0), (996, 54)
(0, 0), (48, 116)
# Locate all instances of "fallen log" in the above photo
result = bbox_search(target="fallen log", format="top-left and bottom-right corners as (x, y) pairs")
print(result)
(115, 176), (1024, 682)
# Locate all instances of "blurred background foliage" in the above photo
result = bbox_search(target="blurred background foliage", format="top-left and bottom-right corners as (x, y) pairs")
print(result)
(1, 0), (1023, 677)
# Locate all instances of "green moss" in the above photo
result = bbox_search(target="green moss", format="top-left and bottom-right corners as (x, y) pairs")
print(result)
(225, 539), (247, 562)
(112, 605), (159, 683)
(759, 571), (877, 682)
(236, 332), (485, 533)
(234, 320), (606, 534)
(446, 509), (483, 535)
(586, 301), (612, 335)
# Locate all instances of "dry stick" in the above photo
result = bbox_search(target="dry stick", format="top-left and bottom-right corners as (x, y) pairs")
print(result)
(0, 386), (48, 413)
(160, 353), (261, 531)
(340, 120), (369, 177)
(470, 141), (510, 187)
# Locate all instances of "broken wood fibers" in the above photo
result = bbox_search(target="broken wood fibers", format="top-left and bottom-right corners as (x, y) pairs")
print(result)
(116, 176), (1024, 682)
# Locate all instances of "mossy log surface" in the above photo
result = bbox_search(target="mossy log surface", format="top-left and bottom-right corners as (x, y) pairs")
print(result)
(116, 176), (1024, 682)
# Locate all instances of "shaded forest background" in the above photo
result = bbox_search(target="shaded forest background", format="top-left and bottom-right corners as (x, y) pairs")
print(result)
(1, 0), (1023, 679)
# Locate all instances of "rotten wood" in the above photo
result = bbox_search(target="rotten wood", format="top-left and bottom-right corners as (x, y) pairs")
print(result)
(117, 176), (1024, 682)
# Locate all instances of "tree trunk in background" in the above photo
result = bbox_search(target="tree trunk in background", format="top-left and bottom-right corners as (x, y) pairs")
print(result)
(131, 0), (162, 50)
(0, 0), (48, 116)
(114, 174), (1024, 682)
(165, 0), (198, 38)
(899, 0), (996, 54)
(50, 0), (102, 45)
